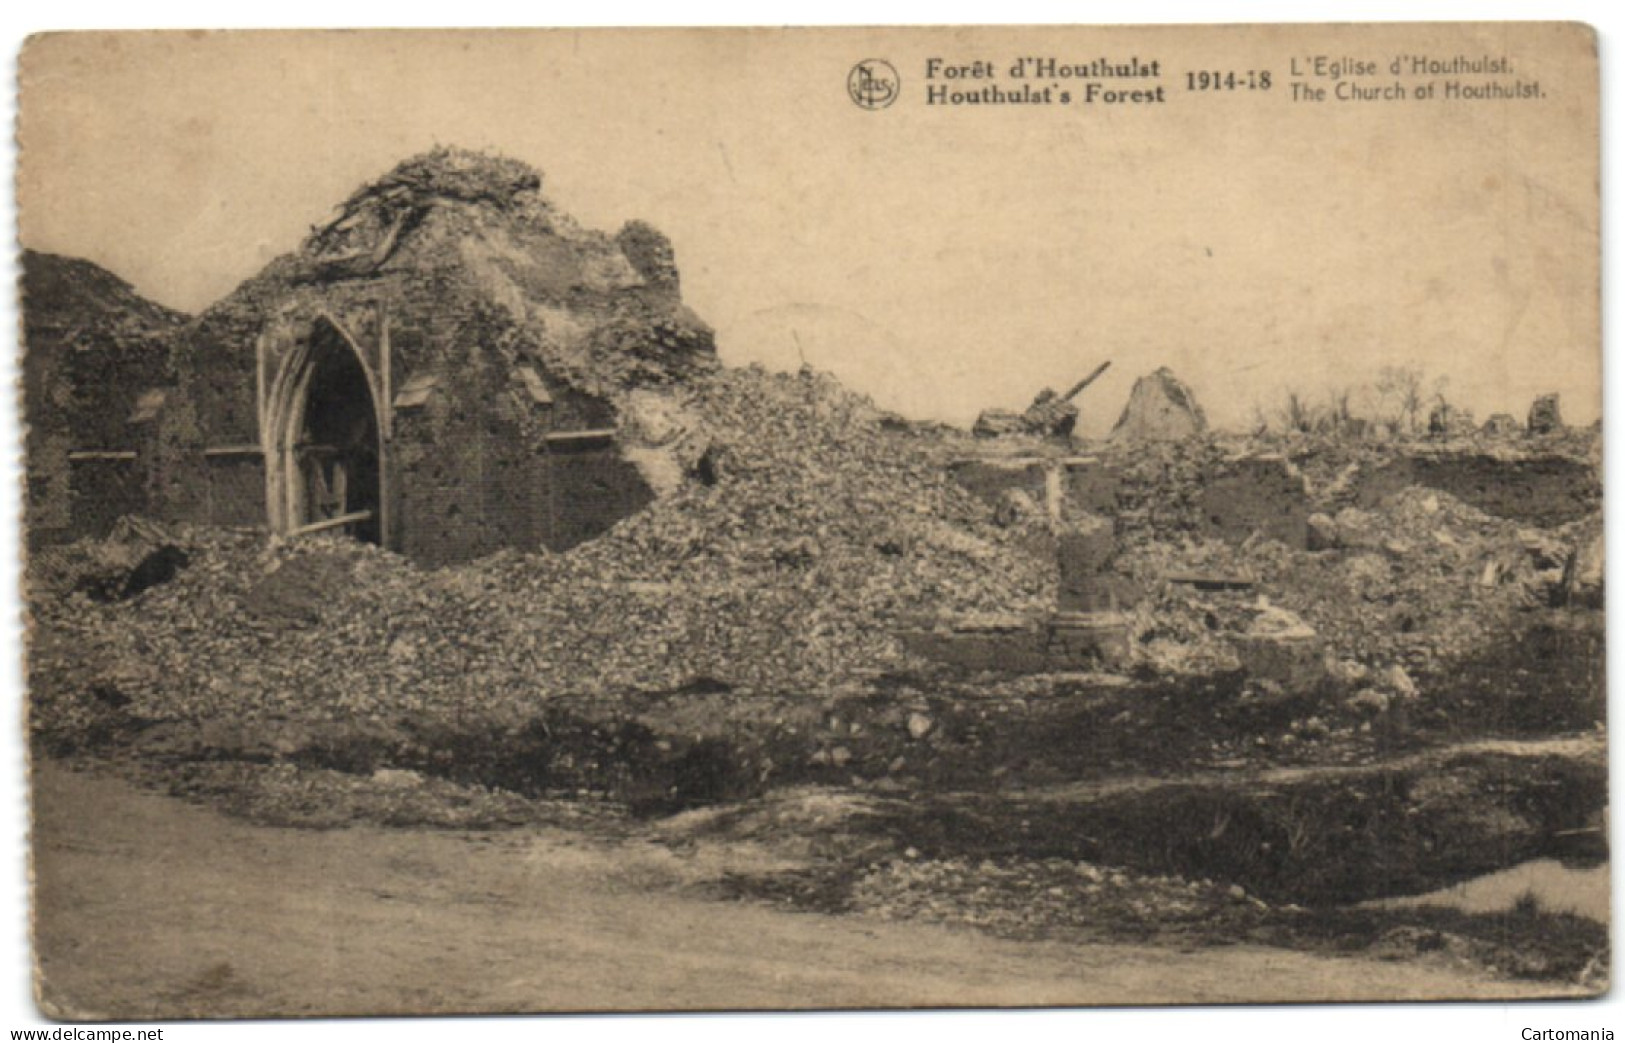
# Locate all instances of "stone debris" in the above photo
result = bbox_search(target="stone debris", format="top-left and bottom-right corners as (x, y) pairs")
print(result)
(22, 243), (1605, 823)
(28, 365), (1057, 744)
(970, 408), (1028, 438)
(28, 517), (190, 603)
(1345, 688), (1391, 717)
(1109, 367), (1207, 442)
(1233, 603), (1322, 690)
(972, 361), (1109, 440)
(1380, 664), (1419, 701)
(991, 488), (1046, 528)
(32, 406), (1594, 753)
(849, 857), (1269, 939)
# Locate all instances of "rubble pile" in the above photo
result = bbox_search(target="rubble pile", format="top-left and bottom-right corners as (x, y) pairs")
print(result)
(464, 367), (1053, 686)
(1284, 485), (1590, 670)
(32, 379), (1598, 748)
(1094, 436), (1236, 542)
(27, 516), (191, 603)
(20, 251), (187, 389)
(850, 857), (1269, 939)
(293, 145), (720, 396)
(972, 361), (1111, 440)
(30, 366), (1053, 741)
(1115, 482), (1597, 685)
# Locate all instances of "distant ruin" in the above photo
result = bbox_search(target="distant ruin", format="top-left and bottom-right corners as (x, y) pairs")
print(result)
(1110, 367), (1207, 442)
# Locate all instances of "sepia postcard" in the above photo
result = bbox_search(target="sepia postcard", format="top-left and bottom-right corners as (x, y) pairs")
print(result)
(15, 22), (1606, 1019)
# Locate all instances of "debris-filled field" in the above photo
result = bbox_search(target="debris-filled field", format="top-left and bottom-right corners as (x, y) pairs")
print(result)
(28, 360), (1608, 1006)
(23, 150), (1608, 1013)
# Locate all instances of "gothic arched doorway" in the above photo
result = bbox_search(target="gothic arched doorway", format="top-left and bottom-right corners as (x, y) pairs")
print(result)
(265, 318), (383, 545)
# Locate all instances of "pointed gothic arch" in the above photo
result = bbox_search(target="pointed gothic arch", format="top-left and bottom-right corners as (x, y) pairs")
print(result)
(263, 315), (386, 544)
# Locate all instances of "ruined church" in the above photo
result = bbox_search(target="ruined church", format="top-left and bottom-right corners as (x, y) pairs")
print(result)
(25, 149), (717, 564)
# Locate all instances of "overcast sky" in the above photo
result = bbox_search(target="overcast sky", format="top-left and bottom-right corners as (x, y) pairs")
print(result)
(17, 24), (1599, 435)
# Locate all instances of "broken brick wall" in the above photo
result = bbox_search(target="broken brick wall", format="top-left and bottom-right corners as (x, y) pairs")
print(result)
(22, 252), (179, 544)
(23, 335), (77, 545)
(27, 343), (168, 544)
(1062, 458), (1125, 518)
(392, 330), (531, 565)
(391, 411), (650, 565)
(129, 149), (709, 563)
(1199, 456), (1312, 547)
(179, 310), (261, 447)
(204, 455), (269, 528)
(26, 435), (73, 548)
(542, 440), (656, 552)
(157, 320), (255, 530)
(948, 458), (1048, 507)
(388, 316), (654, 565)
(161, 305), (275, 530)
(66, 458), (146, 540)
(163, 274), (662, 566)
(1355, 454), (1599, 528)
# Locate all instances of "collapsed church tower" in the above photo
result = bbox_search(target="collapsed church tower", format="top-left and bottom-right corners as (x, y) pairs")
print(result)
(117, 148), (716, 565)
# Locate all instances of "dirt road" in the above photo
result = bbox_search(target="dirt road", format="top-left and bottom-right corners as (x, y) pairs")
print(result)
(29, 761), (1580, 1019)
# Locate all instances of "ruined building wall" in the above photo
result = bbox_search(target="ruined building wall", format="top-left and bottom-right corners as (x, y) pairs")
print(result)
(26, 437), (72, 542)
(380, 293), (654, 565)
(23, 335), (78, 545)
(393, 331), (533, 565)
(156, 271), (666, 566)
(65, 454), (147, 535)
(542, 439), (655, 552)
(176, 307), (271, 528)
(1354, 454), (1599, 528)
(53, 151), (711, 563)
(389, 337), (654, 564)
(1199, 456), (1311, 547)
(22, 252), (183, 545)
(162, 272), (394, 537)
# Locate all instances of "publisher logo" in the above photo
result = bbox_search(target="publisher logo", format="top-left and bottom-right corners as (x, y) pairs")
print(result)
(848, 59), (900, 110)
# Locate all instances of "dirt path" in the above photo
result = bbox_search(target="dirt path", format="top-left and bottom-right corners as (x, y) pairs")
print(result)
(29, 761), (1582, 1019)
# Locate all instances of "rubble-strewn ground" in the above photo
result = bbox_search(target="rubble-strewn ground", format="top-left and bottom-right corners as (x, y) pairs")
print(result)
(38, 762), (1589, 1019)
(27, 367), (1608, 1005)
(30, 367), (1050, 740)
